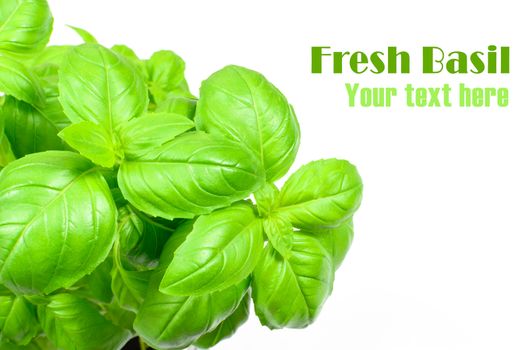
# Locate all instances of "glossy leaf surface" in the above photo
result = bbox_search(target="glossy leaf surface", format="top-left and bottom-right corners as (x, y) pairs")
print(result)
(0, 295), (39, 345)
(0, 151), (117, 294)
(306, 219), (354, 270)
(118, 132), (264, 219)
(38, 294), (132, 350)
(0, 0), (53, 54)
(161, 202), (264, 296)
(119, 112), (194, 159)
(117, 205), (177, 270)
(196, 65), (300, 181)
(0, 56), (45, 106)
(262, 215), (294, 259)
(252, 232), (334, 329)
(58, 44), (148, 130)
(194, 292), (250, 349)
(146, 50), (191, 103)
(1, 78), (69, 158)
(278, 159), (363, 229)
(58, 121), (118, 168)
(135, 273), (248, 350)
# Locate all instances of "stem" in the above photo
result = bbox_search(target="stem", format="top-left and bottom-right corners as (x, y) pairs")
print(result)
(139, 338), (148, 350)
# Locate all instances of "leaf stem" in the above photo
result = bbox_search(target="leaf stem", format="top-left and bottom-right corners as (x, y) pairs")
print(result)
(139, 338), (148, 350)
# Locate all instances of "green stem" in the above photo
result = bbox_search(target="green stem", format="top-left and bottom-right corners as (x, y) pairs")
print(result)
(139, 338), (148, 350)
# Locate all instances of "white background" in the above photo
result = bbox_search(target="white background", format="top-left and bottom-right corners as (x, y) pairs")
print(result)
(48, 1), (525, 349)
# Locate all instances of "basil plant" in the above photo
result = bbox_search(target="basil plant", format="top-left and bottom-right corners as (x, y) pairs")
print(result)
(0, 1), (363, 349)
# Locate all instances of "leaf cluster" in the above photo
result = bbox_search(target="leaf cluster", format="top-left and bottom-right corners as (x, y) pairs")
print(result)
(0, 1), (363, 349)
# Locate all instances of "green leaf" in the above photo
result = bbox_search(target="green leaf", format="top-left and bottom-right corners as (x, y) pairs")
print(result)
(28, 46), (65, 83)
(58, 121), (120, 168)
(30, 45), (72, 68)
(277, 159), (363, 229)
(58, 44), (148, 131)
(135, 272), (249, 349)
(0, 295), (40, 345)
(102, 300), (135, 331)
(119, 112), (194, 159)
(67, 25), (97, 44)
(305, 219), (354, 270)
(0, 81), (70, 158)
(157, 220), (195, 268)
(0, 117), (16, 168)
(111, 45), (147, 79)
(117, 205), (178, 270)
(0, 56), (45, 106)
(111, 264), (152, 314)
(156, 93), (197, 120)
(262, 215), (293, 259)
(118, 131), (264, 220)
(133, 223), (237, 348)
(0, 335), (56, 350)
(38, 293), (132, 350)
(111, 242), (152, 313)
(254, 182), (279, 217)
(252, 232), (334, 329)
(194, 292), (250, 349)
(146, 50), (192, 103)
(0, 151), (118, 295)
(70, 257), (113, 305)
(196, 65), (300, 182)
(0, 285), (10, 296)
(0, 0), (53, 54)
(160, 202), (264, 296)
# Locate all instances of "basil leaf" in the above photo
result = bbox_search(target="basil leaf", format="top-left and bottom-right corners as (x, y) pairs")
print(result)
(119, 112), (194, 159)
(0, 295), (39, 345)
(0, 284), (12, 296)
(58, 121), (119, 168)
(160, 202), (264, 296)
(38, 293), (132, 350)
(0, 56), (45, 106)
(194, 292), (250, 349)
(58, 44), (148, 130)
(117, 205), (177, 270)
(277, 159), (363, 229)
(102, 300), (135, 331)
(157, 220), (194, 268)
(0, 0), (53, 54)
(305, 219), (354, 270)
(196, 65), (300, 182)
(254, 182), (279, 217)
(111, 243), (152, 313)
(134, 223), (243, 348)
(262, 215), (293, 259)
(0, 335), (55, 350)
(111, 45), (147, 79)
(0, 151), (118, 294)
(71, 257), (113, 305)
(118, 132), (264, 220)
(0, 117), (15, 168)
(0, 135), (15, 169)
(252, 232), (334, 329)
(135, 272), (249, 350)
(111, 267), (151, 314)
(0, 80), (69, 158)
(31, 45), (72, 68)
(156, 93), (197, 120)
(146, 50), (192, 104)
(67, 25), (97, 44)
